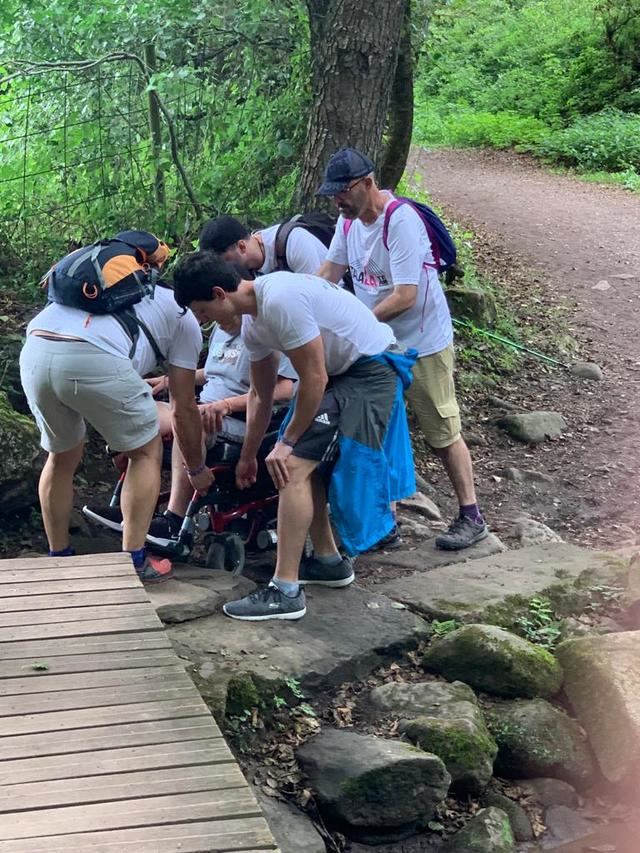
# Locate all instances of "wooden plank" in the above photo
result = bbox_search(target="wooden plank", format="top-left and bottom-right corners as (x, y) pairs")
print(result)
(0, 615), (163, 643)
(0, 603), (154, 628)
(1, 679), (195, 717)
(0, 565), (135, 584)
(0, 553), (132, 571)
(0, 577), (141, 598)
(0, 632), (171, 661)
(0, 764), (247, 814)
(0, 739), (231, 785)
(1, 717), (217, 761)
(0, 588), (148, 614)
(0, 788), (262, 840)
(0, 649), (179, 679)
(0, 817), (276, 852)
(0, 698), (211, 738)
(0, 665), (188, 696)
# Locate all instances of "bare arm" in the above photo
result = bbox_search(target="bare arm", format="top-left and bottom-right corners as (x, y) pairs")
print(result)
(373, 284), (418, 322)
(168, 365), (213, 492)
(240, 353), (280, 462)
(317, 259), (348, 284)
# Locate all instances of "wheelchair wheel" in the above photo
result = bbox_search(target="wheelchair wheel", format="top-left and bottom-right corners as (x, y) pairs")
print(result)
(205, 541), (226, 571)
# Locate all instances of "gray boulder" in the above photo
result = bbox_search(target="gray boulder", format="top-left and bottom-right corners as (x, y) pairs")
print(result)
(511, 517), (563, 547)
(297, 729), (450, 841)
(570, 362), (602, 381)
(254, 789), (325, 853)
(442, 807), (515, 853)
(515, 777), (579, 808)
(398, 492), (442, 522)
(556, 630), (640, 787)
(369, 681), (496, 794)
(422, 625), (563, 699)
(486, 699), (595, 789)
(479, 790), (533, 842)
(0, 390), (41, 515)
(446, 286), (497, 326)
(497, 412), (567, 444)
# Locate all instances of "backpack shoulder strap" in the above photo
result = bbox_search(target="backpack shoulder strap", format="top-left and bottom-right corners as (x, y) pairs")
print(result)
(274, 215), (302, 271)
(382, 198), (408, 250)
(116, 309), (165, 363)
(343, 218), (353, 237)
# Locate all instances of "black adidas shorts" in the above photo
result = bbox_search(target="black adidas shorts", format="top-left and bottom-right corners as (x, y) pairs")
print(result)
(291, 386), (340, 463)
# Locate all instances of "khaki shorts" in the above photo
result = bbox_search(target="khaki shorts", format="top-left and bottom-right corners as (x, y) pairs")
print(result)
(405, 343), (461, 449)
(20, 336), (159, 454)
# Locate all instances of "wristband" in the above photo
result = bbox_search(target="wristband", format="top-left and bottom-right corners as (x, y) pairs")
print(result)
(184, 462), (206, 477)
(280, 436), (296, 449)
(222, 398), (233, 416)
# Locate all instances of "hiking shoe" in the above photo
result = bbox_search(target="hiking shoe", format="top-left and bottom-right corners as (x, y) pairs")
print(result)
(298, 556), (355, 587)
(135, 554), (173, 584)
(146, 513), (191, 549)
(368, 525), (402, 552)
(435, 514), (488, 551)
(223, 584), (306, 621)
(82, 504), (123, 533)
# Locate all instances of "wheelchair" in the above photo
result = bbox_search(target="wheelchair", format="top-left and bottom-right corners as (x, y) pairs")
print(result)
(106, 426), (282, 576)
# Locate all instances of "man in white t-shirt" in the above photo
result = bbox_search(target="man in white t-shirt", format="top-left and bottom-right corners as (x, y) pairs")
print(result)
(19, 277), (210, 583)
(316, 148), (487, 551)
(199, 215), (328, 276)
(172, 252), (414, 621)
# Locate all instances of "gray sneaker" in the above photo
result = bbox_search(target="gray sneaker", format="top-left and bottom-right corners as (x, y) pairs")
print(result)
(223, 584), (306, 621)
(435, 514), (489, 551)
(298, 556), (355, 588)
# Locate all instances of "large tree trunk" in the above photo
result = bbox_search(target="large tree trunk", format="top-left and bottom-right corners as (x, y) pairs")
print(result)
(379, 0), (414, 191)
(298, 0), (406, 208)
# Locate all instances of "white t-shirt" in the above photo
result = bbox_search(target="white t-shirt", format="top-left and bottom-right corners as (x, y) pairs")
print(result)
(327, 196), (453, 356)
(27, 286), (202, 377)
(200, 324), (297, 403)
(242, 272), (395, 376)
(257, 224), (328, 275)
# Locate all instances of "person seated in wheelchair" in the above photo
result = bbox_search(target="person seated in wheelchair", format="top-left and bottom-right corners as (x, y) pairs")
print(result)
(84, 314), (297, 548)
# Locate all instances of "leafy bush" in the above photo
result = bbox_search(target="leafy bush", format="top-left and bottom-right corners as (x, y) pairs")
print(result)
(415, 104), (548, 149)
(537, 110), (640, 171)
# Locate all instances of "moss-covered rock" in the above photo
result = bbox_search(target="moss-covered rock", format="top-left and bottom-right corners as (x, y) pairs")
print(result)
(446, 286), (497, 326)
(422, 624), (563, 699)
(296, 729), (450, 842)
(368, 680), (497, 794)
(486, 698), (595, 789)
(442, 807), (515, 853)
(0, 389), (41, 515)
(556, 630), (640, 787)
(479, 790), (534, 842)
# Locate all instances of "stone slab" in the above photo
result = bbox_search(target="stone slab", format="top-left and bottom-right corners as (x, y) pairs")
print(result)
(376, 544), (624, 621)
(360, 532), (506, 577)
(146, 570), (256, 624)
(167, 584), (430, 698)
(254, 790), (325, 853)
(556, 630), (640, 788)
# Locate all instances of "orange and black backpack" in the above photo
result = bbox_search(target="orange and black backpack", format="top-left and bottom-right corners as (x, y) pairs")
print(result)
(42, 230), (170, 360)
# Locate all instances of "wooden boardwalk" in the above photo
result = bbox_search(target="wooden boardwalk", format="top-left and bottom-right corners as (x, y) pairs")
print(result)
(0, 552), (279, 852)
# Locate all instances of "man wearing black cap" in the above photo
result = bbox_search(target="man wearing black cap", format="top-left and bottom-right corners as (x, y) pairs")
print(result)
(199, 215), (328, 277)
(316, 148), (488, 551)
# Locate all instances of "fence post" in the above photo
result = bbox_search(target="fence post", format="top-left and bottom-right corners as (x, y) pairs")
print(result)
(144, 43), (166, 215)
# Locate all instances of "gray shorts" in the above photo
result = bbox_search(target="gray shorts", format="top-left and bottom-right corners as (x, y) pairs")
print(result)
(19, 336), (159, 453)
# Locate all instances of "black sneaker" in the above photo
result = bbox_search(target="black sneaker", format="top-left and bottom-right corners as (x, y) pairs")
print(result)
(298, 556), (355, 587)
(82, 504), (123, 533)
(435, 514), (488, 551)
(146, 512), (190, 549)
(223, 584), (306, 621)
(368, 525), (402, 552)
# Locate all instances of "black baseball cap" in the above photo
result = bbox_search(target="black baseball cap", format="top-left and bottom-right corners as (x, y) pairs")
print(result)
(315, 147), (375, 196)
(199, 215), (250, 253)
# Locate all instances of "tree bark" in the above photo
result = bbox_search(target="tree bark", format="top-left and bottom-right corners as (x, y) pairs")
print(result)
(379, 0), (414, 191)
(298, 0), (406, 208)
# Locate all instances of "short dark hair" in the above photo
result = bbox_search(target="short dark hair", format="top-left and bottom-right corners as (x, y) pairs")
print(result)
(199, 215), (249, 253)
(173, 251), (241, 309)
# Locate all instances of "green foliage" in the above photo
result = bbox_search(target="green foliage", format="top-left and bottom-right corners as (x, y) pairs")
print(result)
(538, 110), (640, 171)
(515, 596), (562, 650)
(432, 619), (461, 636)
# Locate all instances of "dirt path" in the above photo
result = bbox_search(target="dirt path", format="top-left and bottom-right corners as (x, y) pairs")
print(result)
(408, 148), (640, 548)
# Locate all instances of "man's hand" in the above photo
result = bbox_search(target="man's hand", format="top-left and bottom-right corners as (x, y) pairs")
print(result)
(265, 441), (294, 489)
(188, 467), (214, 495)
(236, 456), (258, 490)
(198, 401), (227, 435)
(146, 375), (168, 397)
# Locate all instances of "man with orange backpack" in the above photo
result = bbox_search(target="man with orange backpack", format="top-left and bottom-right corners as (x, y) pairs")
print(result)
(316, 149), (488, 551)
(19, 231), (209, 583)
